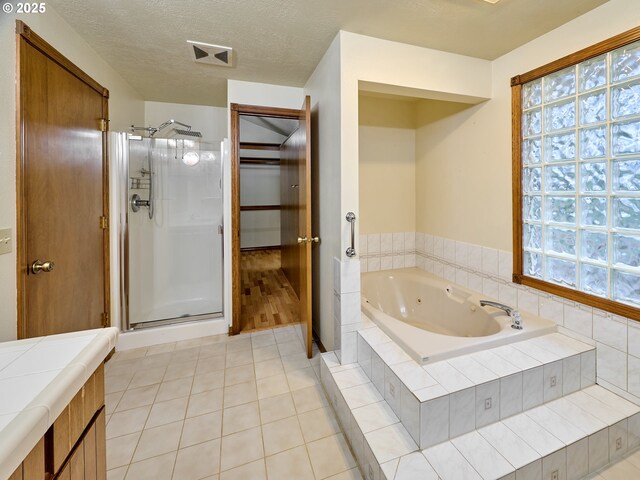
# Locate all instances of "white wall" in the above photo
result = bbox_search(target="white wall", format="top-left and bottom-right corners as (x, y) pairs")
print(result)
(144, 101), (227, 143)
(341, 31), (493, 252)
(415, 100), (494, 246)
(304, 36), (343, 350)
(359, 95), (417, 234)
(228, 80), (306, 111)
(0, 8), (144, 341)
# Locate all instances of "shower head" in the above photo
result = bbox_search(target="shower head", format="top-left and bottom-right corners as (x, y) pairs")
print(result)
(173, 128), (202, 138)
(130, 119), (202, 138)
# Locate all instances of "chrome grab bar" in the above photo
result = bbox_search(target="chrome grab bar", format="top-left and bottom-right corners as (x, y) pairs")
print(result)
(346, 212), (356, 257)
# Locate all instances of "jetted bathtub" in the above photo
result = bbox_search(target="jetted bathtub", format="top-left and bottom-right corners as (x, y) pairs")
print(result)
(361, 268), (556, 364)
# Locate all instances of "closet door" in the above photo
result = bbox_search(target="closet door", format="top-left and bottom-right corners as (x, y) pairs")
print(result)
(281, 96), (313, 357)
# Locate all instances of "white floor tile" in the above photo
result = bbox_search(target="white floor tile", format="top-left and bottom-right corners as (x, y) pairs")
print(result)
(219, 459), (266, 480)
(132, 420), (182, 462)
(220, 426), (264, 472)
(173, 438), (221, 479)
(125, 451), (176, 480)
(181, 411), (222, 448)
(307, 433), (357, 479)
(222, 401), (260, 435)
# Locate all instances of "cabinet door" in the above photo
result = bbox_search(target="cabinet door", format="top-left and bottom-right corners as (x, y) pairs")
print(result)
(57, 462), (71, 480)
(83, 422), (97, 480)
(8, 466), (22, 480)
(23, 438), (45, 479)
(95, 409), (106, 480)
(69, 444), (84, 479)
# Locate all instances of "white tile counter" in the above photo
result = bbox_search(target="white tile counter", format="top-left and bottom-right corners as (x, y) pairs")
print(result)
(0, 327), (118, 479)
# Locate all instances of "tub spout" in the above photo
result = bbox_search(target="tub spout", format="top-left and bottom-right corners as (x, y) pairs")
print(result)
(479, 300), (523, 330)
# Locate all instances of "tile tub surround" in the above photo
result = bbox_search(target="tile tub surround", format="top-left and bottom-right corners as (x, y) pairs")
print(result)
(104, 325), (361, 480)
(334, 256), (368, 366)
(0, 327), (119, 479)
(321, 351), (640, 480)
(360, 232), (640, 407)
(356, 324), (596, 449)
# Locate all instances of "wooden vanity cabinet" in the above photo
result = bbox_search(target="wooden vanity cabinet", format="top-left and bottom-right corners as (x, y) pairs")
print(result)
(8, 364), (106, 480)
(8, 438), (45, 480)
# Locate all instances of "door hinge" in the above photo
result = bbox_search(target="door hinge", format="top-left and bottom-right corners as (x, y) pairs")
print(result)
(101, 312), (110, 327)
(100, 216), (109, 229)
(99, 118), (108, 132)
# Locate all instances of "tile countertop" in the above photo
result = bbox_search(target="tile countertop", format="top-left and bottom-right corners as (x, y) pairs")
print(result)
(0, 327), (118, 479)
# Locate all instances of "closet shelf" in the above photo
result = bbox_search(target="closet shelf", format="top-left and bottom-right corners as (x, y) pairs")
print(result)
(240, 157), (280, 166)
(239, 142), (281, 151)
(240, 205), (281, 211)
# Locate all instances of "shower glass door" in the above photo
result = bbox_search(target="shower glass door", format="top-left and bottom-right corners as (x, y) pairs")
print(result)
(127, 138), (223, 327)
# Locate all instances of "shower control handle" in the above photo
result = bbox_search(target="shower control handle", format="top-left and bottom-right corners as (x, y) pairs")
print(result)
(130, 193), (150, 213)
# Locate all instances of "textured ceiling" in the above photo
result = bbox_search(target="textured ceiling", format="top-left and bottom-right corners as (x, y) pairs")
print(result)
(48, 0), (608, 107)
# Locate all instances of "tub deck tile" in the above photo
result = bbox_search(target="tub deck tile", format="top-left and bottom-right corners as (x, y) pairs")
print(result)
(423, 361), (474, 393)
(413, 384), (448, 403)
(320, 352), (640, 480)
(356, 326), (598, 448)
(525, 404), (587, 445)
(510, 341), (562, 364)
(448, 355), (498, 385)
(358, 328), (392, 348)
(470, 349), (521, 377)
(451, 430), (514, 480)
(422, 440), (483, 480)
(342, 382), (384, 410)
(389, 361), (438, 391)
(491, 344), (542, 370)
(545, 397), (608, 436)
(352, 401), (399, 434)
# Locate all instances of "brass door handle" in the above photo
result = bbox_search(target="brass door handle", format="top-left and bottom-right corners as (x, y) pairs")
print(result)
(31, 260), (54, 274)
(310, 236), (320, 243)
(297, 236), (308, 244)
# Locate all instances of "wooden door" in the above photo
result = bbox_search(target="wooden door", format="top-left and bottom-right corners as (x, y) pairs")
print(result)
(17, 22), (109, 338)
(281, 97), (313, 358)
(231, 99), (313, 357)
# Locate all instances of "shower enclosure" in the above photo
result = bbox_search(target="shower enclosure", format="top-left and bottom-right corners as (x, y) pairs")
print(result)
(112, 133), (224, 329)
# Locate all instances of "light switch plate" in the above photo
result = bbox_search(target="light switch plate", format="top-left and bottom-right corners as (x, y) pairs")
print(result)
(0, 228), (12, 255)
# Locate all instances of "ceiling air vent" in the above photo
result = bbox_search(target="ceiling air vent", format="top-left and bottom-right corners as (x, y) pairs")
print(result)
(187, 40), (234, 67)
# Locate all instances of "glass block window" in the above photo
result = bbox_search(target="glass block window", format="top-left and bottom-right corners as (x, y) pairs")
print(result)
(519, 40), (640, 311)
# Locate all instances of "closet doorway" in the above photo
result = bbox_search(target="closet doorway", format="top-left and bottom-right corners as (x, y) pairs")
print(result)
(230, 98), (316, 358)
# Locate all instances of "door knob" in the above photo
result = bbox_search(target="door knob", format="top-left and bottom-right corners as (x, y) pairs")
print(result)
(310, 236), (320, 243)
(297, 236), (308, 244)
(31, 260), (54, 274)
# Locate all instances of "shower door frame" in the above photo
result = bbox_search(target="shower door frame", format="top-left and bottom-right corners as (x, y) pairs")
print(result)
(120, 136), (225, 331)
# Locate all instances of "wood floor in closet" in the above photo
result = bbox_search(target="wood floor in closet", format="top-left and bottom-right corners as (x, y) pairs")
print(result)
(240, 249), (300, 333)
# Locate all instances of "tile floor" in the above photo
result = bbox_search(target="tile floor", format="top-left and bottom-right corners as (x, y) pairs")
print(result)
(104, 325), (361, 480)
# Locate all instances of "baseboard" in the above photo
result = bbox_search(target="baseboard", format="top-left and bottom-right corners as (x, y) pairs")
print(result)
(313, 329), (327, 352)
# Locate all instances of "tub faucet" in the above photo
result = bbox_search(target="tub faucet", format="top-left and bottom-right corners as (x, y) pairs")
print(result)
(479, 300), (523, 330)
